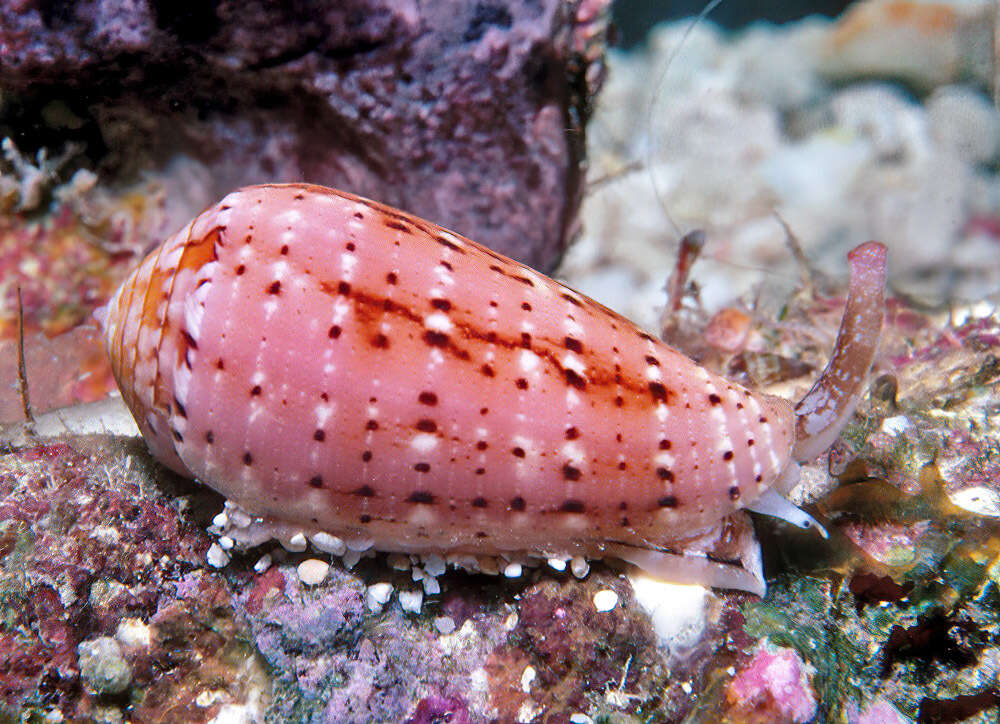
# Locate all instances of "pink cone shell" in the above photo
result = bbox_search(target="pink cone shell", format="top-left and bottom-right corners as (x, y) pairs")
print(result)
(100, 184), (820, 589)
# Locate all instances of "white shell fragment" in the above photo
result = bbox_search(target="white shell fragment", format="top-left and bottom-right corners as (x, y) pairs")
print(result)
(503, 562), (523, 578)
(593, 589), (619, 612)
(310, 532), (347, 556)
(297, 558), (330, 586)
(433, 616), (456, 634)
(570, 557), (590, 579)
(398, 589), (424, 614)
(365, 582), (394, 612)
(253, 554), (272, 573)
(949, 486), (1000, 517)
(206, 543), (231, 568)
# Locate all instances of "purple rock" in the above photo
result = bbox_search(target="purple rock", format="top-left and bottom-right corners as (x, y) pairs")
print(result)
(404, 695), (471, 724)
(0, 0), (611, 271)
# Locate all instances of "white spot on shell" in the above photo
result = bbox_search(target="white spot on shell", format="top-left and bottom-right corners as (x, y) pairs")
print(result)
(562, 354), (586, 375)
(519, 350), (540, 372)
(411, 434), (439, 452)
(561, 442), (584, 463)
(425, 313), (452, 332)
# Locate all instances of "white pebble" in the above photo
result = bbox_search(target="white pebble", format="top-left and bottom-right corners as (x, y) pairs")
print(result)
(206, 543), (230, 568)
(569, 715), (593, 724)
(503, 562), (523, 578)
(398, 589), (424, 614)
(388, 554), (412, 571)
(114, 618), (150, 649)
(342, 549), (362, 568)
(547, 557), (568, 571)
(433, 616), (456, 634)
(411, 566), (425, 581)
(570, 557), (589, 578)
(593, 589), (619, 612)
(282, 533), (307, 552)
(423, 553), (447, 577)
(365, 582), (393, 612)
(297, 559), (330, 586)
(217, 536), (234, 550)
(211, 511), (228, 528)
(520, 665), (536, 693)
(345, 536), (375, 552)
(253, 554), (272, 573)
(310, 532), (347, 556)
(422, 576), (441, 595)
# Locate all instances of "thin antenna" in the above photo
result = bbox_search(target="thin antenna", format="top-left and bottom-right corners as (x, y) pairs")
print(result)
(15, 286), (35, 427)
(645, 0), (725, 239)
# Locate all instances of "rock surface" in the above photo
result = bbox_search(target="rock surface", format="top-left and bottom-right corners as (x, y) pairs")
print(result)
(0, 0), (610, 272)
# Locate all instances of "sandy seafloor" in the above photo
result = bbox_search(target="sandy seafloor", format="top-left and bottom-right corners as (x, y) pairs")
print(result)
(2, 4), (1000, 724)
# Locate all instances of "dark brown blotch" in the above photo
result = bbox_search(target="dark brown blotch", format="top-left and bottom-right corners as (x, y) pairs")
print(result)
(512, 447), (525, 458)
(407, 489), (434, 502)
(313, 429), (326, 441)
(509, 496), (526, 511)
(371, 333), (390, 349)
(565, 427), (580, 440)
(723, 450), (734, 461)
(559, 499), (586, 513)
(416, 419), (437, 432)
(365, 420), (379, 431)
(242, 452), (253, 466)
(729, 486), (741, 501)
(418, 391), (438, 406)
(308, 475), (324, 489)
(250, 385), (262, 396)
(564, 337), (584, 353)
(328, 325), (342, 339)
(267, 281), (281, 295)
(471, 496), (489, 508)
(423, 330), (449, 347)
(709, 393), (722, 405)
(386, 272), (398, 285)
(658, 495), (678, 508)
(564, 368), (586, 390)
(435, 235), (465, 252)
(361, 450), (372, 462)
(205, 430), (214, 444)
(656, 467), (675, 482)
(648, 382), (671, 403)
(414, 463), (431, 473)
(645, 355), (660, 366)
(384, 219), (410, 233)
(515, 378), (528, 390)
(431, 298), (452, 311)
(562, 464), (582, 481)
(353, 485), (376, 497)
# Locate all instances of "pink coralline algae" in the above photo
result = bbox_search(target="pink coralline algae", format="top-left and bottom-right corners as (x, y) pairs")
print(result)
(726, 642), (818, 723)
